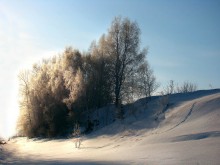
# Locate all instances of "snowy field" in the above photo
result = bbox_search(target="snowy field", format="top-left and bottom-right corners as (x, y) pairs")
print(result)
(1, 89), (220, 165)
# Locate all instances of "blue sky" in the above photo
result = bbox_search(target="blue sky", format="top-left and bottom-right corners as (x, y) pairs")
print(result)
(0, 0), (220, 137)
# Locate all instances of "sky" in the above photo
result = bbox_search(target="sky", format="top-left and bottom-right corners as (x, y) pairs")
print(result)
(0, 0), (220, 138)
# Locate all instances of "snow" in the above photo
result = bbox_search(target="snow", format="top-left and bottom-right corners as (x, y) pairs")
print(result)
(1, 89), (220, 164)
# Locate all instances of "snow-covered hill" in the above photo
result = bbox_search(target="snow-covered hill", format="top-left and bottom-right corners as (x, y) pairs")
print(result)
(1, 89), (220, 164)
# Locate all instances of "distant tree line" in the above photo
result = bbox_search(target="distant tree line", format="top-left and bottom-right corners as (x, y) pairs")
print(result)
(157, 80), (198, 118)
(162, 80), (198, 95)
(17, 17), (158, 138)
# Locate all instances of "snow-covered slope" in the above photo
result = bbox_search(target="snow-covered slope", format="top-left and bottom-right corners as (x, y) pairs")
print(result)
(1, 89), (220, 165)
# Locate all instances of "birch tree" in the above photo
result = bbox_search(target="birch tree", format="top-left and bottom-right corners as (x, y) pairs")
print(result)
(107, 17), (146, 108)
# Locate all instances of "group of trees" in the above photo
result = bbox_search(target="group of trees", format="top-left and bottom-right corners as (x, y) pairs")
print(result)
(17, 17), (158, 138)
(163, 80), (198, 95)
(156, 80), (198, 118)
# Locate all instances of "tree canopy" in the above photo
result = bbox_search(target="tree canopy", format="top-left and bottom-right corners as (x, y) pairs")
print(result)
(17, 17), (158, 138)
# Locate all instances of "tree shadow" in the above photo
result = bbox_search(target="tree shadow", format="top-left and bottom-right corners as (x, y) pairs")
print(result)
(1, 157), (128, 165)
(0, 144), (18, 164)
(171, 131), (220, 142)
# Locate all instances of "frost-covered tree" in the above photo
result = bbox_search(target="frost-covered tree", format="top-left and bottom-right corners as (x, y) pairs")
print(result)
(105, 17), (147, 118)
(17, 70), (33, 136)
(17, 17), (157, 137)
(87, 35), (114, 108)
(137, 61), (159, 100)
(176, 81), (198, 93)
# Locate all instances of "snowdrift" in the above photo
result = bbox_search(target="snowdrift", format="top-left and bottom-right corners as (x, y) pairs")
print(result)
(1, 89), (220, 164)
